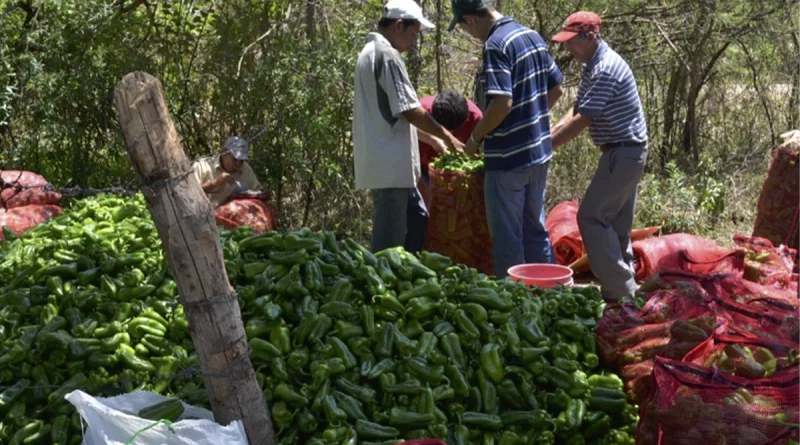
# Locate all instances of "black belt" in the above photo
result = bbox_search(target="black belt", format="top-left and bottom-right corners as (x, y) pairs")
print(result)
(600, 141), (647, 151)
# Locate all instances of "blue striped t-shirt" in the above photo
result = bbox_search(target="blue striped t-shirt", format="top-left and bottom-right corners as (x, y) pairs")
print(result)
(481, 18), (563, 171)
(576, 40), (647, 145)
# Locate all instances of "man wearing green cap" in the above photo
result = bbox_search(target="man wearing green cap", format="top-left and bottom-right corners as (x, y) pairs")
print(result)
(449, 0), (564, 278)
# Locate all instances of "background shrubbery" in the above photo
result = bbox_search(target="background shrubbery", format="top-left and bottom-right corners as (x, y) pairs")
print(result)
(1, 0), (797, 245)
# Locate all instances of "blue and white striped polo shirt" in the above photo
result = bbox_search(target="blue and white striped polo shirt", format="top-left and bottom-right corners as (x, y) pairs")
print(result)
(482, 17), (563, 171)
(576, 40), (647, 145)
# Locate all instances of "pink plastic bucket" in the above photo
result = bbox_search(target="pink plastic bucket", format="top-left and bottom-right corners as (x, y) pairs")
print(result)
(508, 263), (574, 288)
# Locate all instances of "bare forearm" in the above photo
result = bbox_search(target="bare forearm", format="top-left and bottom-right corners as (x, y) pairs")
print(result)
(553, 107), (575, 130)
(547, 84), (564, 110)
(418, 130), (445, 150)
(473, 96), (513, 141)
(404, 108), (454, 142)
(201, 180), (218, 192)
(551, 109), (592, 149)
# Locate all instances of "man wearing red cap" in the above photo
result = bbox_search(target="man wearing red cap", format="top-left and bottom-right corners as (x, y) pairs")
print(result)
(550, 11), (648, 301)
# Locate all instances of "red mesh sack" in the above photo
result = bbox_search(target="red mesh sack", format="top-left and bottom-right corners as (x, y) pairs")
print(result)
(710, 296), (799, 343)
(703, 276), (799, 317)
(614, 315), (718, 367)
(621, 360), (656, 404)
(0, 170), (50, 187)
(424, 166), (492, 274)
(0, 211), (33, 240)
(638, 357), (799, 445)
(1, 188), (62, 209)
(546, 200), (583, 265)
(596, 289), (715, 366)
(214, 199), (277, 233)
(9, 205), (63, 225)
(0, 170), (61, 209)
(632, 234), (733, 281)
(735, 234), (799, 285)
(684, 327), (799, 379)
(0, 205), (63, 240)
(753, 138), (800, 249)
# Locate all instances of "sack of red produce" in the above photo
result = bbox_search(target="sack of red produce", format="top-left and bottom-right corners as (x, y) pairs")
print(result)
(735, 234), (799, 285)
(214, 199), (277, 233)
(1, 187), (62, 208)
(546, 200), (583, 265)
(0, 204), (64, 240)
(0, 211), (33, 241)
(637, 357), (799, 445)
(9, 204), (63, 225)
(710, 295), (799, 343)
(684, 325), (799, 379)
(752, 136), (799, 249)
(424, 164), (492, 274)
(596, 288), (715, 367)
(1, 170), (61, 209)
(632, 234), (737, 281)
(0, 170), (50, 187)
(697, 273), (799, 317)
(620, 360), (656, 405)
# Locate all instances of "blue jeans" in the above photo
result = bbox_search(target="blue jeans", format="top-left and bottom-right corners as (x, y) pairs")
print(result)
(485, 162), (554, 278)
(371, 187), (429, 254)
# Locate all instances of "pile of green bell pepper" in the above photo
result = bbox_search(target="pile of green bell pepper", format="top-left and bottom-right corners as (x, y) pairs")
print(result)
(430, 154), (485, 174)
(0, 193), (639, 445)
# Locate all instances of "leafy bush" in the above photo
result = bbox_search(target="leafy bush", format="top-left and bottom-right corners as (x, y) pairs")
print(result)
(635, 156), (726, 235)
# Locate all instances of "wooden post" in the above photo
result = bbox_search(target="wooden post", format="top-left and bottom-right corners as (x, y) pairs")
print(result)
(113, 71), (274, 445)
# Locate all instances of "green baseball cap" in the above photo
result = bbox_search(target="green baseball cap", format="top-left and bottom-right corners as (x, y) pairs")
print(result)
(448, 0), (489, 31)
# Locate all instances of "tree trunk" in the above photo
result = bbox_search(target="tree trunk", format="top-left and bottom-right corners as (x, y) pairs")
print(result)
(409, 0), (424, 88)
(738, 39), (776, 146)
(661, 62), (686, 170)
(114, 71), (275, 445)
(435, 0), (442, 93)
(788, 0), (800, 129)
(681, 40), (730, 162)
(306, 0), (316, 43)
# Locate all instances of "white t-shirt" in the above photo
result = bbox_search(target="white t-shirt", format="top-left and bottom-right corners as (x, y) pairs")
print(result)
(353, 32), (421, 190)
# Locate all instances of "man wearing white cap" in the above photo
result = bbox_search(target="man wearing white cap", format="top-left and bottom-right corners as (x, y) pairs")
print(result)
(353, 0), (465, 254)
(193, 136), (267, 208)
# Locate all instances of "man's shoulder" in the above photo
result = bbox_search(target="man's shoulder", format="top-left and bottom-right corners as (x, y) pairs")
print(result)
(595, 45), (631, 77)
(486, 19), (542, 48)
(358, 35), (400, 60)
(193, 154), (217, 167)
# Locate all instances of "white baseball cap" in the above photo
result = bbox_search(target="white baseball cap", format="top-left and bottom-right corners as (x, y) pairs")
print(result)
(382, 0), (435, 29)
(224, 136), (250, 161)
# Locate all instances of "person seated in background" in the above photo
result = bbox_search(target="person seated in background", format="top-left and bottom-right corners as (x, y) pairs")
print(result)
(417, 89), (483, 186)
(193, 136), (269, 208)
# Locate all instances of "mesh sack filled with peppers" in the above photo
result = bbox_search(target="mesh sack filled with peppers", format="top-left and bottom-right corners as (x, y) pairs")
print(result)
(0, 194), (638, 445)
(638, 358), (799, 445)
(426, 154), (493, 274)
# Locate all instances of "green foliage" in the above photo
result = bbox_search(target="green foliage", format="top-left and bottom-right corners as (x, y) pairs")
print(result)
(0, 0), (794, 243)
(634, 158), (726, 235)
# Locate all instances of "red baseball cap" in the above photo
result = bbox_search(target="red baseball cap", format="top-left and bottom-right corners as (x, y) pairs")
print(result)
(551, 11), (602, 42)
